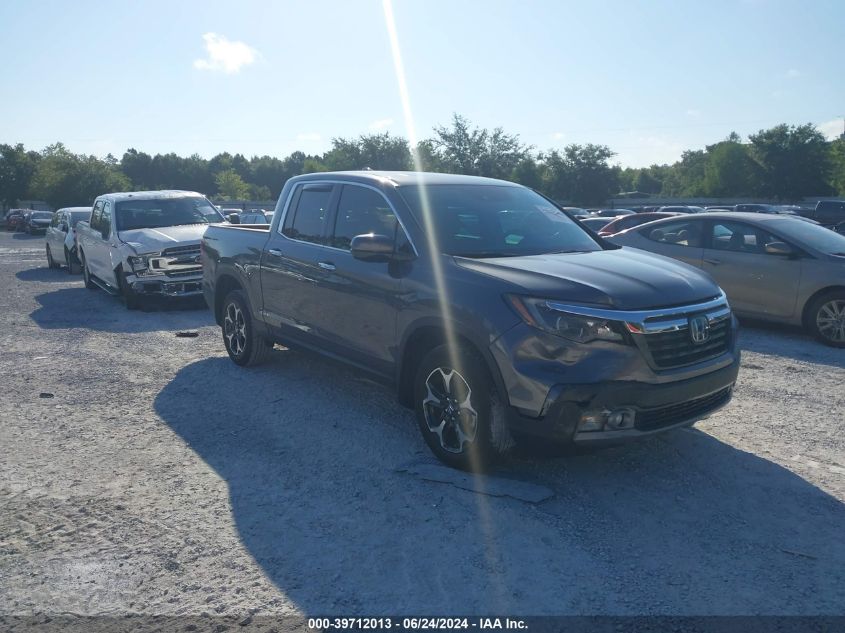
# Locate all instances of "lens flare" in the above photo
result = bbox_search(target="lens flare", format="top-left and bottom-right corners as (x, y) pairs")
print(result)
(382, 0), (510, 609)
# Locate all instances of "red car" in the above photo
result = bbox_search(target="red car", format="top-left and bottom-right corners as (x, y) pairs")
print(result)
(597, 211), (681, 236)
(5, 209), (27, 231)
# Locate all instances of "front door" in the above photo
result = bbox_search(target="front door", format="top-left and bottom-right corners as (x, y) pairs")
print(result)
(308, 183), (407, 373)
(702, 220), (802, 318)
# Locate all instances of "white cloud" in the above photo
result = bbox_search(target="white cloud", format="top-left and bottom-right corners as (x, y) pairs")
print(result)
(551, 132), (565, 140)
(193, 33), (259, 74)
(818, 118), (844, 141)
(785, 68), (801, 78)
(296, 132), (322, 142)
(686, 109), (701, 117)
(368, 118), (394, 131)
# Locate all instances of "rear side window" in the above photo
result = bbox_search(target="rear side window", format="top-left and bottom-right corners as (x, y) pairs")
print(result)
(816, 201), (845, 223)
(283, 185), (333, 244)
(643, 219), (703, 247)
(332, 185), (398, 250)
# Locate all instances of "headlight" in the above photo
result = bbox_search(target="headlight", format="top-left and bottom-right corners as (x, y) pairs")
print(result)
(506, 295), (624, 343)
(127, 255), (149, 272)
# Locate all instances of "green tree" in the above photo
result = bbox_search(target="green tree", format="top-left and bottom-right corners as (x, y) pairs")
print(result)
(0, 143), (41, 208)
(427, 114), (531, 179)
(323, 133), (412, 171)
(510, 158), (544, 190)
(30, 143), (130, 209)
(749, 123), (832, 200)
(702, 140), (759, 196)
(661, 150), (707, 196)
(634, 170), (663, 194)
(214, 169), (250, 200)
(829, 137), (845, 195)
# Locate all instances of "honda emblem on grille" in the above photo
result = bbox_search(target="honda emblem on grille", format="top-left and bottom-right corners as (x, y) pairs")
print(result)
(689, 315), (710, 344)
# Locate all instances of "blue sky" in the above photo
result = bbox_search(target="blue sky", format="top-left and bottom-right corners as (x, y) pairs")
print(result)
(1, 0), (843, 167)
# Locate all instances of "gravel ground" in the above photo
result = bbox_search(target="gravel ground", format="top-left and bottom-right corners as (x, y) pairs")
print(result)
(0, 230), (843, 618)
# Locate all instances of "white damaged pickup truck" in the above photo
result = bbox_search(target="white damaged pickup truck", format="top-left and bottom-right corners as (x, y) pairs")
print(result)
(75, 190), (226, 309)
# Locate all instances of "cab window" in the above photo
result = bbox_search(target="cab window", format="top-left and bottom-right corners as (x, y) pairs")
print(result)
(332, 185), (398, 250)
(282, 185), (334, 245)
(90, 201), (104, 231)
(100, 202), (112, 237)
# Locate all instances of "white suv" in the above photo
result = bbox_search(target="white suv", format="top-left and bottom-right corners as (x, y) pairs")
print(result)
(75, 190), (225, 309)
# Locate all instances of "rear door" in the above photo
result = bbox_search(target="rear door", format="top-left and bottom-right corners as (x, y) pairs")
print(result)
(306, 183), (407, 372)
(259, 183), (337, 342)
(701, 219), (802, 318)
(634, 217), (705, 268)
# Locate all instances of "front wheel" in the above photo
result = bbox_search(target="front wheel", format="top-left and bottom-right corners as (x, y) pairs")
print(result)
(807, 291), (845, 347)
(413, 344), (512, 471)
(221, 290), (273, 366)
(117, 267), (141, 310)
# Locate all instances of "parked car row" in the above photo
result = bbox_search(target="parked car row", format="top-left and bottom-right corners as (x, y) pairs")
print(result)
(4, 209), (55, 233)
(608, 212), (845, 346)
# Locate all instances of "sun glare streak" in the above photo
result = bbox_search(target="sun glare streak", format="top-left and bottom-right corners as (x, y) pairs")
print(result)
(382, 0), (509, 610)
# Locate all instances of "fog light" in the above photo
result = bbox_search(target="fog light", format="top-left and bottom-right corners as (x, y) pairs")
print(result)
(578, 412), (606, 432)
(606, 408), (636, 430)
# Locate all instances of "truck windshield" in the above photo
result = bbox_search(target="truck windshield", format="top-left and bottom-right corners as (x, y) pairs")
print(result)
(399, 184), (601, 257)
(115, 197), (224, 231)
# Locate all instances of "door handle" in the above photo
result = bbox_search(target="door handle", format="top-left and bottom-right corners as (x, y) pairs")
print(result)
(267, 248), (283, 257)
(317, 261), (336, 271)
(704, 258), (721, 266)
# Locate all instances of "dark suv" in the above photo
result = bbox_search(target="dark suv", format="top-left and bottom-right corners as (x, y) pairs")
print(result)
(202, 172), (740, 470)
(803, 200), (845, 232)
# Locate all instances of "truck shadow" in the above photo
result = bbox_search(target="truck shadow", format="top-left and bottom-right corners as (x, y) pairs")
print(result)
(738, 319), (845, 369)
(16, 267), (72, 283)
(154, 353), (845, 614)
(30, 287), (214, 332)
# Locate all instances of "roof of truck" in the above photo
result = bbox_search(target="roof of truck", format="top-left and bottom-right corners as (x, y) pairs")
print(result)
(293, 171), (522, 187)
(95, 190), (205, 203)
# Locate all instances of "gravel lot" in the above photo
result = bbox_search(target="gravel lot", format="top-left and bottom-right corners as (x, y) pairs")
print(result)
(1, 229), (843, 618)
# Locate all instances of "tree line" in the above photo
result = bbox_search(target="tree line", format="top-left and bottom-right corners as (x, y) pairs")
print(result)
(1, 114), (843, 211)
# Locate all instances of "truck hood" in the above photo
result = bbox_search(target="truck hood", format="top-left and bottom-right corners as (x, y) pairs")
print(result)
(454, 247), (721, 310)
(118, 224), (210, 254)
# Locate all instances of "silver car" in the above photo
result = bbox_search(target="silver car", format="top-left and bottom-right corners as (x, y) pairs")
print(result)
(44, 207), (92, 273)
(609, 212), (845, 346)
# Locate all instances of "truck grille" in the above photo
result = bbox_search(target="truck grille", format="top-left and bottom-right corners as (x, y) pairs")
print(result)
(645, 316), (732, 368)
(149, 244), (202, 278)
(636, 387), (732, 431)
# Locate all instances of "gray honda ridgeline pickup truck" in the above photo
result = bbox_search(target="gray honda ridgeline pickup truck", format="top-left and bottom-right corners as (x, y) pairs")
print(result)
(202, 172), (740, 470)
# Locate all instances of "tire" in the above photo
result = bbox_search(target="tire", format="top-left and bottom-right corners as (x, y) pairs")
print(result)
(80, 252), (96, 290)
(221, 290), (273, 366)
(117, 267), (141, 310)
(807, 291), (845, 348)
(66, 248), (81, 274)
(413, 343), (512, 471)
(46, 245), (59, 269)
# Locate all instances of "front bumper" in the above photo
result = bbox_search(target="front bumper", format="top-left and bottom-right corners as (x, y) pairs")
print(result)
(491, 315), (741, 445)
(506, 359), (739, 444)
(128, 275), (203, 297)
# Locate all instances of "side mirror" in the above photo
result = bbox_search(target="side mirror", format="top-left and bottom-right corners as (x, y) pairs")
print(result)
(351, 233), (394, 262)
(226, 213), (241, 224)
(764, 241), (793, 256)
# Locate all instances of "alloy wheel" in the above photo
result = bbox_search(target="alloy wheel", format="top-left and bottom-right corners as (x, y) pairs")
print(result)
(817, 299), (845, 344)
(421, 367), (479, 454)
(223, 302), (247, 356)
